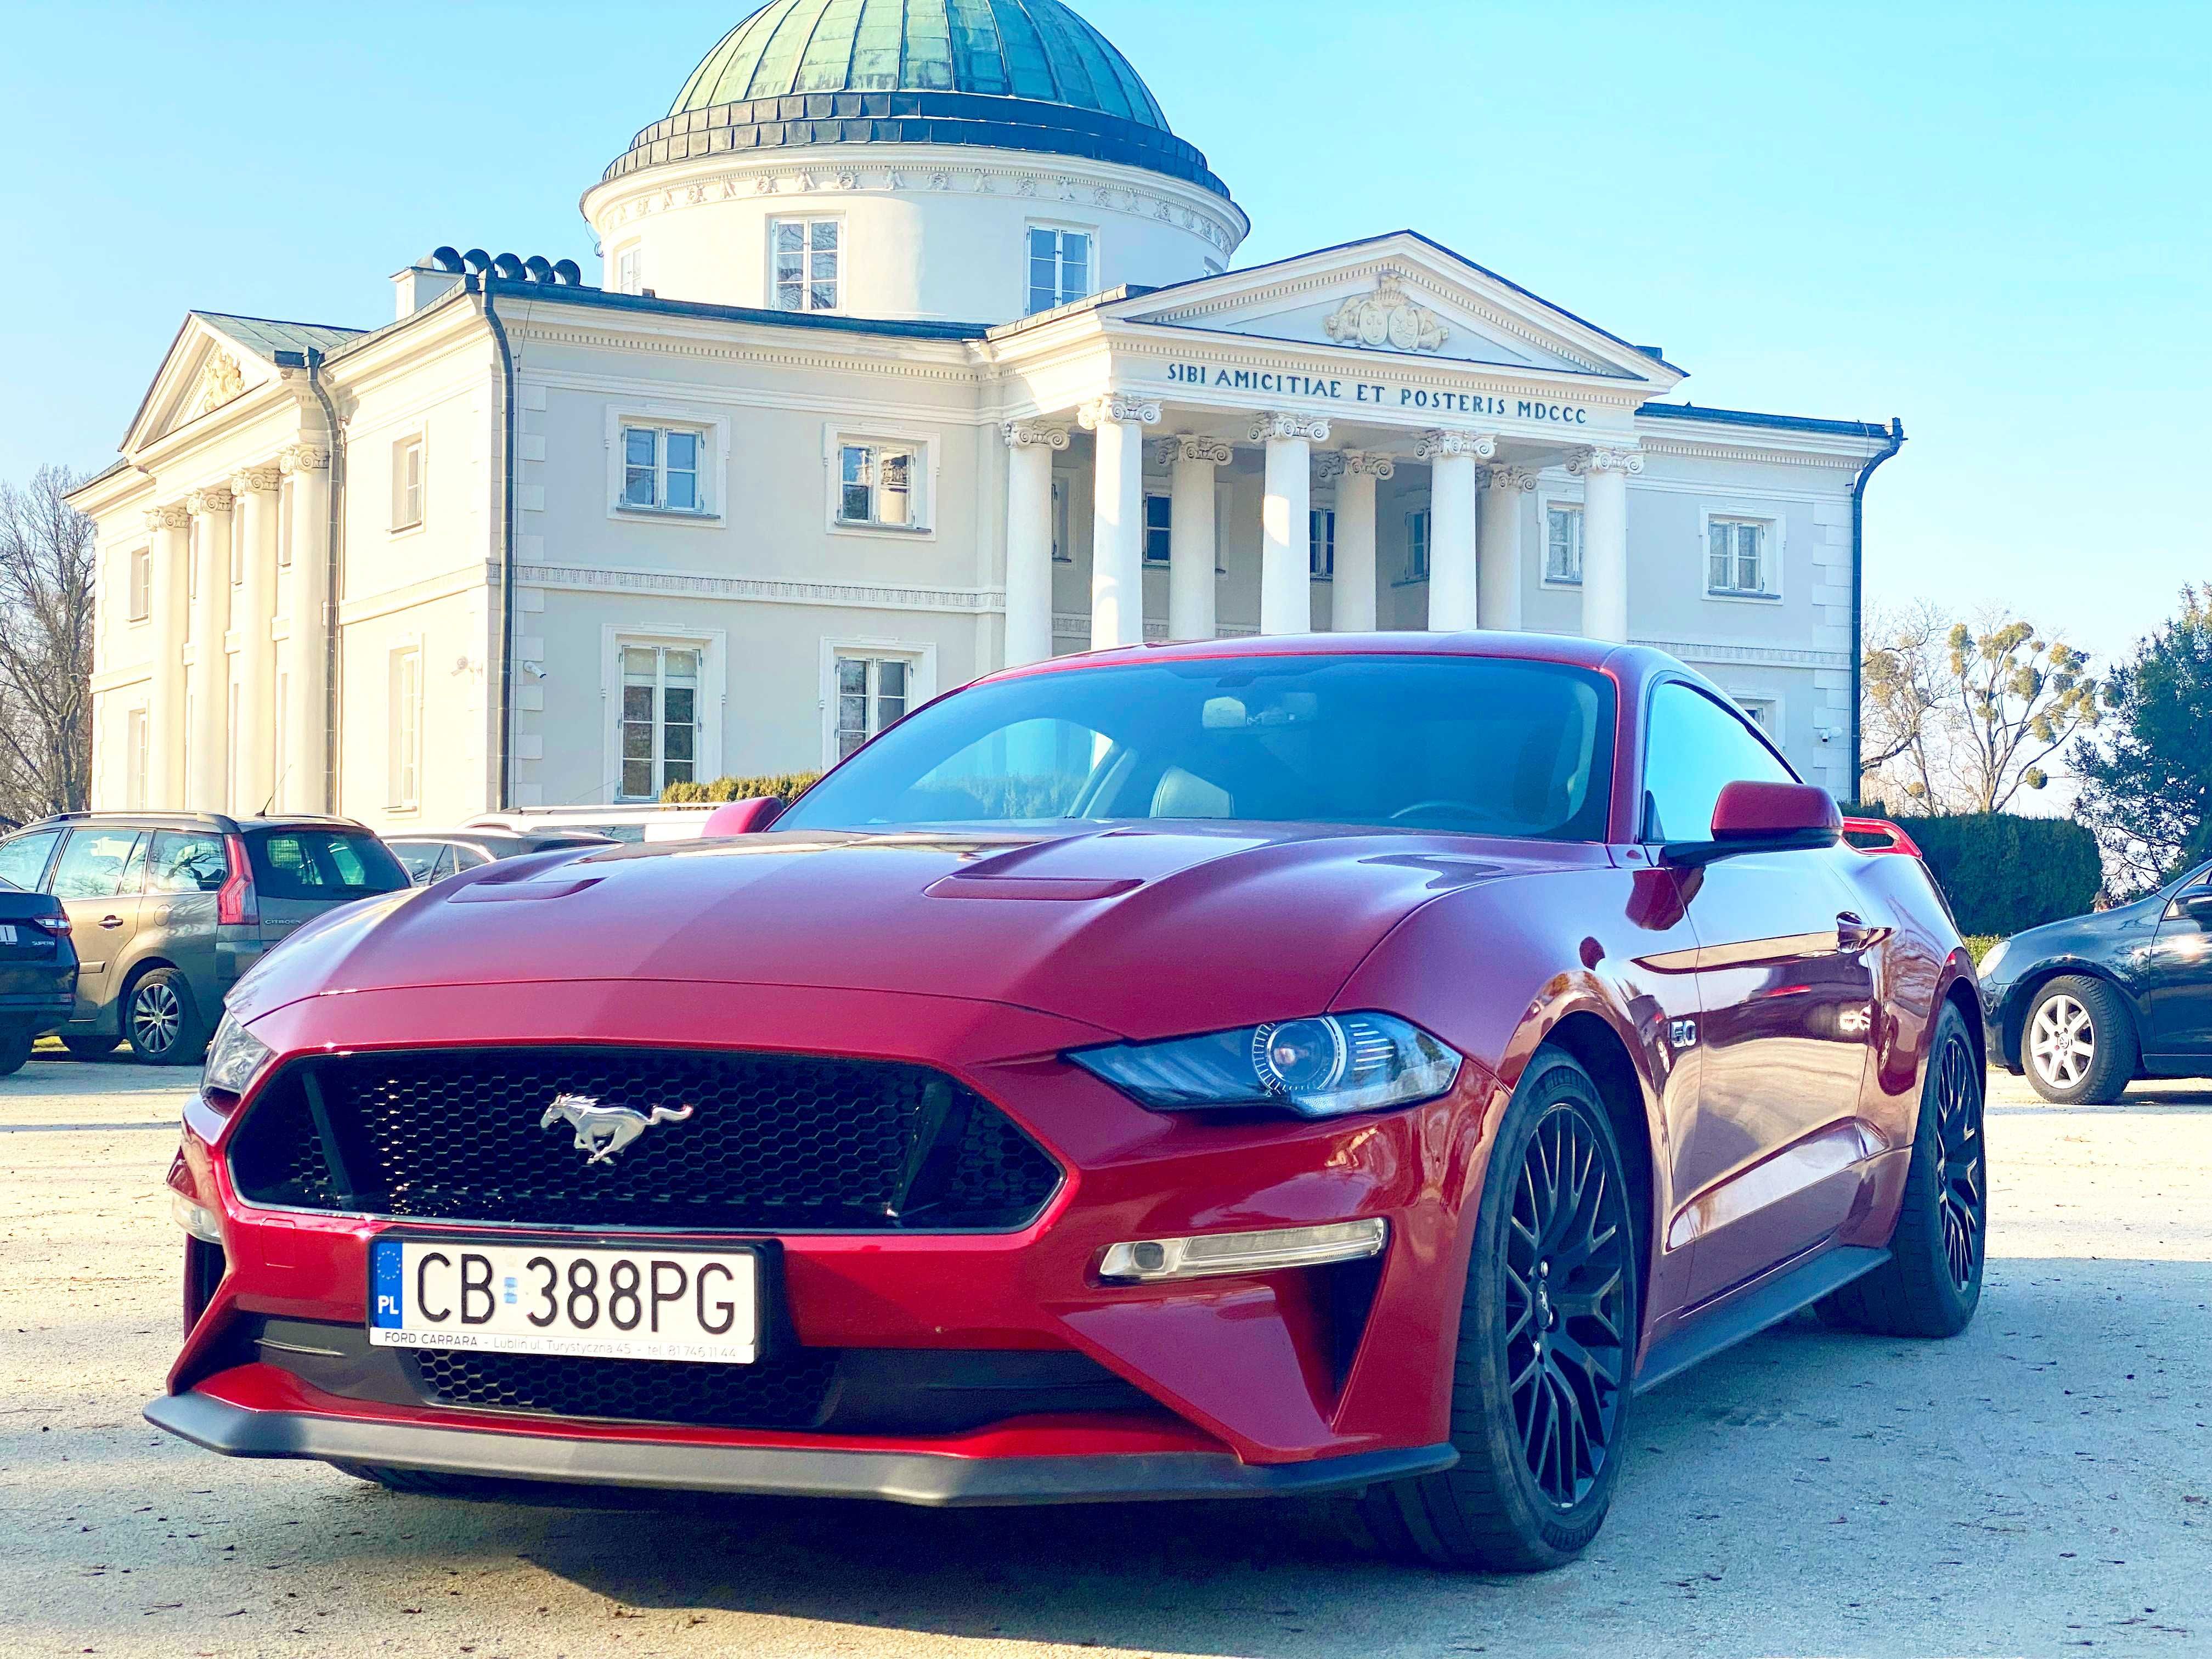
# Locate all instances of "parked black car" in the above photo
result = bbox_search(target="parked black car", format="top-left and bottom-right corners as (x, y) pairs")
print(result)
(0, 813), (411, 1066)
(0, 876), (77, 1075)
(386, 828), (617, 885)
(1979, 858), (2212, 1102)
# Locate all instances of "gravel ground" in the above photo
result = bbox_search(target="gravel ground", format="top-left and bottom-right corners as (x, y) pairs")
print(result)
(3, 1047), (2207, 1659)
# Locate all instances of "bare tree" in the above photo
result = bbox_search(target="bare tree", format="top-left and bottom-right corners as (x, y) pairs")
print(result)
(0, 465), (97, 826)
(1859, 599), (1946, 807)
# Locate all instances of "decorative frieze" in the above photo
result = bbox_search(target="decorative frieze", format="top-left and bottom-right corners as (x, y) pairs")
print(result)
(1415, 429), (1497, 461)
(1250, 411), (1330, 444)
(1080, 394), (1162, 428)
(1568, 446), (1645, 477)
(1001, 421), (1071, 452)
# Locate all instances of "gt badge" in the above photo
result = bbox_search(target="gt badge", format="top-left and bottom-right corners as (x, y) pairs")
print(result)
(539, 1093), (695, 1165)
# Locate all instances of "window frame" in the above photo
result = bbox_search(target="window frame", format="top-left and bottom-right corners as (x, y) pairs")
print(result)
(391, 432), (425, 533)
(827, 425), (935, 538)
(601, 627), (725, 803)
(1400, 508), (1431, 585)
(1700, 507), (1785, 602)
(1543, 500), (1585, 588)
(614, 242), (644, 296)
(769, 215), (843, 314)
(1142, 490), (1172, 566)
(605, 408), (729, 526)
(126, 546), (151, 623)
(818, 636), (939, 770)
(1310, 507), (1337, 581)
(1024, 222), (1097, 316)
(125, 704), (149, 810)
(388, 644), (423, 812)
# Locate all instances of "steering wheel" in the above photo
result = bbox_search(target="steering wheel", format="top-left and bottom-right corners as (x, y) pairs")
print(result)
(1388, 799), (1517, 830)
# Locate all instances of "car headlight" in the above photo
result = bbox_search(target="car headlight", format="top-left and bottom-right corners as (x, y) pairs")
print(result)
(1070, 1012), (1462, 1119)
(201, 1012), (274, 1104)
(1976, 936), (2013, 984)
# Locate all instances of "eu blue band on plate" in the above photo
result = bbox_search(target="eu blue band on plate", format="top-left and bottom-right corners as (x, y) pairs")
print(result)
(370, 1239), (403, 1328)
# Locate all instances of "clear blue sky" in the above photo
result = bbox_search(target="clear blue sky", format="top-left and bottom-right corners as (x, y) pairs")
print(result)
(3, 1), (2204, 665)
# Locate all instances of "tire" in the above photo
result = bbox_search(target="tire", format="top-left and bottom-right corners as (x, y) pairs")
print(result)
(0, 1026), (31, 1077)
(61, 1034), (121, 1062)
(1359, 1046), (1639, 1572)
(123, 967), (207, 1066)
(327, 1462), (522, 1500)
(2023, 974), (2137, 1104)
(1817, 1003), (1986, 1339)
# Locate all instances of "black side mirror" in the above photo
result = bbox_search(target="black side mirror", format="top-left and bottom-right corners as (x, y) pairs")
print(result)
(2167, 885), (2212, 923)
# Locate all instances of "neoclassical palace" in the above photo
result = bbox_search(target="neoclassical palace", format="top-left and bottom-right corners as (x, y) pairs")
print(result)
(71, 0), (1902, 827)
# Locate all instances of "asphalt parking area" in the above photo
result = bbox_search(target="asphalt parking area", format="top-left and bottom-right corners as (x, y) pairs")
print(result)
(3, 1047), (2205, 1658)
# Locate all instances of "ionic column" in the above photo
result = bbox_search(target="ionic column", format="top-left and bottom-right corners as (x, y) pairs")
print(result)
(1334, 452), (1394, 632)
(184, 486), (233, 810)
(1418, 430), (1496, 631)
(230, 466), (280, 813)
(1001, 421), (1068, 667)
(1079, 395), (1160, 650)
(280, 445), (331, 812)
(1478, 465), (1538, 632)
(143, 505), (191, 808)
(1253, 413), (1330, 635)
(1569, 447), (1643, 644)
(1157, 436), (1232, 642)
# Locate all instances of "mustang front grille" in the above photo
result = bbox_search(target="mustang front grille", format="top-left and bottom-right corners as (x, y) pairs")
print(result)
(227, 1047), (1062, 1231)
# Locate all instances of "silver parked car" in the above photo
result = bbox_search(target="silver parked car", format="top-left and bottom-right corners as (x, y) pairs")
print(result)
(386, 828), (618, 885)
(0, 812), (411, 1065)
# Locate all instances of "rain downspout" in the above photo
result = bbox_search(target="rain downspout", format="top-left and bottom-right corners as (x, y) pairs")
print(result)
(303, 348), (343, 815)
(1848, 417), (1906, 799)
(470, 274), (518, 810)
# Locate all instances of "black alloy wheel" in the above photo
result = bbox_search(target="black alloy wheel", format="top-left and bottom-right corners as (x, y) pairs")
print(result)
(125, 968), (206, 1066)
(1504, 1103), (1633, 1509)
(1361, 1047), (1638, 1571)
(1816, 1003), (1986, 1339)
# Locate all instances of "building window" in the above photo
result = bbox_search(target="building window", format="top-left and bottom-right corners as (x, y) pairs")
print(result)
(388, 647), (421, 810)
(616, 244), (643, 295)
(1404, 510), (1431, 583)
(1736, 697), (1777, 731)
(126, 708), (148, 809)
(1051, 476), (1071, 563)
(127, 548), (150, 622)
(1546, 504), (1584, 585)
(834, 655), (910, 761)
(392, 435), (424, 531)
(1708, 518), (1773, 596)
(619, 426), (705, 513)
(838, 442), (919, 529)
(1026, 227), (1092, 315)
(619, 643), (700, 799)
(1143, 493), (1172, 565)
(276, 480), (292, 569)
(773, 218), (840, 312)
(1310, 509), (1336, 579)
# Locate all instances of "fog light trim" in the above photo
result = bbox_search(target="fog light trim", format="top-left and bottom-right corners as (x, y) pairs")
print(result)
(170, 1190), (223, 1244)
(1099, 1218), (1387, 1283)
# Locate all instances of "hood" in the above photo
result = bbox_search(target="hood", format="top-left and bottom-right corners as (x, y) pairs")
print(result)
(230, 826), (1594, 1042)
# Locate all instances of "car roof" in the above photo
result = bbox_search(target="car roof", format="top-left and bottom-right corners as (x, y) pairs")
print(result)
(19, 810), (376, 835)
(978, 630), (1663, 687)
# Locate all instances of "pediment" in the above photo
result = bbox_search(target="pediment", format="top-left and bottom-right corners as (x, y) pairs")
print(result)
(119, 311), (368, 455)
(1108, 233), (1684, 388)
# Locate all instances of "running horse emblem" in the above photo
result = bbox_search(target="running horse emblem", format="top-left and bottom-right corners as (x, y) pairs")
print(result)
(539, 1093), (695, 1165)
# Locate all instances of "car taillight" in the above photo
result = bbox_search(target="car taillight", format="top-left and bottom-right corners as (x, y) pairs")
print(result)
(29, 913), (71, 936)
(217, 833), (258, 926)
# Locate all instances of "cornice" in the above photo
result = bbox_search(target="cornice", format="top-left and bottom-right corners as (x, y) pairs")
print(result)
(520, 563), (1004, 614)
(1637, 636), (1852, 672)
(1635, 436), (1872, 470)
(511, 320), (981, 391)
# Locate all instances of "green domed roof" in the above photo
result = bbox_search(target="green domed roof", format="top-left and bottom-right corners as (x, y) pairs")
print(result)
(673, 0), (1170, 129)
(602, 0), (1229, 199)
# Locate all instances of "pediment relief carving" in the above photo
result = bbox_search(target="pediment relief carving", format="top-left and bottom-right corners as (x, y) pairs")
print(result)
(1322, 268), (1451, 354)
(188, 348), (246, 418)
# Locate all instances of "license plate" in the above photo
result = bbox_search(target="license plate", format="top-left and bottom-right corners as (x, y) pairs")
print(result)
(369, 1237), (760, 1364)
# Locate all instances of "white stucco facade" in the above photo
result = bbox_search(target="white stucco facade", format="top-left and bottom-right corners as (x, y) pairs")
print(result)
(71, 6), (1900, 832)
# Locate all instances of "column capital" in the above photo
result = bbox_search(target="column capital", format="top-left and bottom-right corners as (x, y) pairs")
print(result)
(1154, 435), (1233, 469)
(1311, 451), (1347, 484)
(231, 465), (281, 494)
(1250, 411), (1329, 445)
(1415, 429), (1498, 461)
(145, 504), (191, 532)
(185, 485), (235, 516)
(279, 443), (330, 475)
(1344, 450), (1397, 480)
(1001, 420), (1070, 452)
(1567, 445), (1645, 477)
(1079, 394), (1162, 430)
(1481, 464), (1540, 493)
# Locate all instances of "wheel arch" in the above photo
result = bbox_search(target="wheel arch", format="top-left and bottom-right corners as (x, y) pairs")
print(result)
(1536, 1009), (1657, 1341)
(2006, 960), (2142, 1070)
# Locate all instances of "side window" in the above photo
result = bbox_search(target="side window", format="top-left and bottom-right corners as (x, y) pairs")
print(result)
(391, 842), (445, 884)
(49, 830), (145, 901)
(147, 831), (228, 894)
(0, 830), (61, 892)
(450, 844), (490, 872)
(1643, 681), (1795, 842)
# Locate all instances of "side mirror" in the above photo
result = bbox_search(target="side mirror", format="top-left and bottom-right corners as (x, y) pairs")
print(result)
(700, 797), (785, 838)
(2167, 885), (2212, 923)
(1667, 781), (1841, 866)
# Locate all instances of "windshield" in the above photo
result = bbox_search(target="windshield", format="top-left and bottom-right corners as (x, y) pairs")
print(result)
(778, 654), (1616, 840)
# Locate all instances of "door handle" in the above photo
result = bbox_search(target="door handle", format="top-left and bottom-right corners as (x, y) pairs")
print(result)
(98, 913), (125, 929)
(1836, 912), (1883, 953)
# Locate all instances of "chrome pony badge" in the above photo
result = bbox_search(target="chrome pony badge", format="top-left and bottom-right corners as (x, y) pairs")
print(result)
(539, 1093), (694, 1165)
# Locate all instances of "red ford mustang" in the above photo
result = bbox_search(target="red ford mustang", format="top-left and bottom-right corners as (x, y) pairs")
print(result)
(152, 634), (1984, 1571)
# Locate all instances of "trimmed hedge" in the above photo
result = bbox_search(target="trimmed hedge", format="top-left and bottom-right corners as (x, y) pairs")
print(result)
(1840, 806), (2102, 937)
(662, 772), (822, 806)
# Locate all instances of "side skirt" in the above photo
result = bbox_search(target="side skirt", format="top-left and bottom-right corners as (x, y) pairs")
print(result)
(1632, 1244), (1888, 1396)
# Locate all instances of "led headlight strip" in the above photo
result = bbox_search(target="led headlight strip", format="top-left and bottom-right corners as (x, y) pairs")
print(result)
(1099, 1218), (1388, 1283)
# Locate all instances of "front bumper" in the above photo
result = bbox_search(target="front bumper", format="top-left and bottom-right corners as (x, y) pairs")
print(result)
(146, 1381), (1454, 1506)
